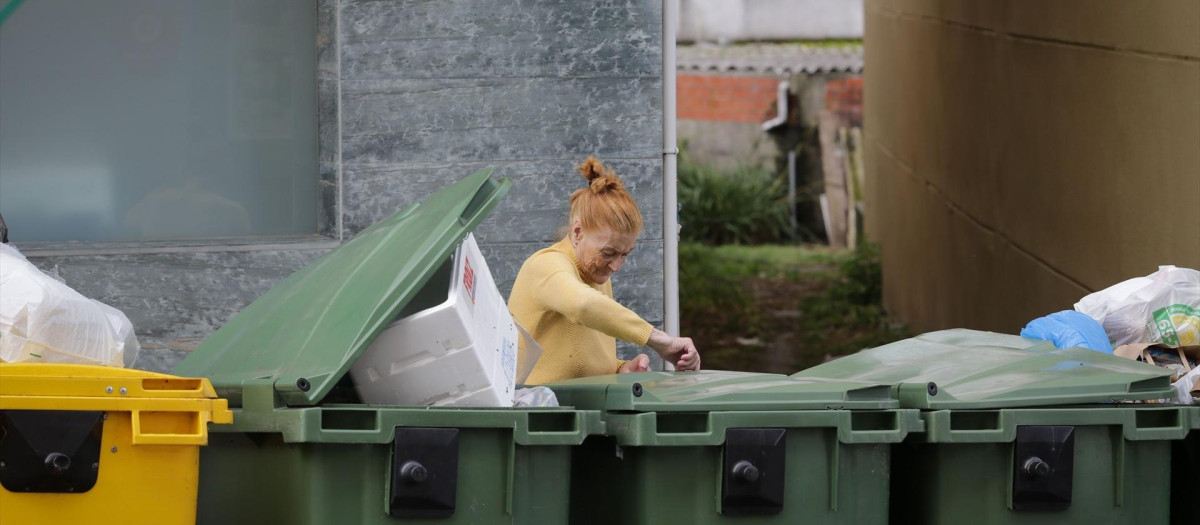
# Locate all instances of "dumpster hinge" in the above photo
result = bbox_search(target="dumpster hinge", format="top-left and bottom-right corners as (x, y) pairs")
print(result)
(0, 410), (104, 494)
(389, 427), (459, 519)
(1012, 425), (1074, 511)
(721, 428), (786, 515)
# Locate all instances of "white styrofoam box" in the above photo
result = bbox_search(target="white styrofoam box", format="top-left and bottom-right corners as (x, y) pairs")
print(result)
(350, 233), (518, 407)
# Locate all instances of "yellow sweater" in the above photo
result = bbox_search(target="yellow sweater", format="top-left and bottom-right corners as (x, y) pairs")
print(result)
(508, 237), (654, 384)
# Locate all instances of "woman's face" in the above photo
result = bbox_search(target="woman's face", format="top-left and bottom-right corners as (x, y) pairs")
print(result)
(571, 221), (638, 285)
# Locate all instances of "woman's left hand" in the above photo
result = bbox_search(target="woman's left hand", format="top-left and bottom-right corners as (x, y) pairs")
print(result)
(647, 329), (702, 371)
(618, 354), (651, 373)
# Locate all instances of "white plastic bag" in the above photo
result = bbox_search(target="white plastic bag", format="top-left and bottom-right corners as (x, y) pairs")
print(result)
(1173, 366), (1200, 405)
(0, 243), (140, 367)
(513, 386), (560, 408)
(1075, 265), (1200, 347)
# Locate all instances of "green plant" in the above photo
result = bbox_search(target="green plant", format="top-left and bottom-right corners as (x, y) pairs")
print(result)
(679, 240), (908, 373)
(797, 241), (906, 366)
(678, 161), (790, 245)
(679, 243), (761, 335)
(829, 241), (882, 307)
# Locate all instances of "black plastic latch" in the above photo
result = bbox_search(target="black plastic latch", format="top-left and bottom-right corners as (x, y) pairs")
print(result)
(0, 410), (104, 494)
(721, 428), (786, 515)
(389, 427), (459, 519)
(1012, 425), (1075, 511)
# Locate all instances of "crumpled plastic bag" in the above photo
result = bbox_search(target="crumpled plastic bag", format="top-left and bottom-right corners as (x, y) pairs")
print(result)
(513, 386), (559, 407)
(1020, 310), (1113, 353)
(0, 243), (140, 367)
(1173, 366), (1200, 405)
(1075, 265), (1200, 348)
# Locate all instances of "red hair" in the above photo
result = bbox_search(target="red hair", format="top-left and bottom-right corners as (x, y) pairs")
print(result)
(569, 157), (643, 235)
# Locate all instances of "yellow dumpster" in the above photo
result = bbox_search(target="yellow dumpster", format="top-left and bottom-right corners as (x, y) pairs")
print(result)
(0, 363), (233, 525)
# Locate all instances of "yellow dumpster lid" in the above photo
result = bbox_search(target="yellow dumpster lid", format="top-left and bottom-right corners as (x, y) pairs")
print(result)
(0, 363), (233, 446)
(0, 363), (222, 400)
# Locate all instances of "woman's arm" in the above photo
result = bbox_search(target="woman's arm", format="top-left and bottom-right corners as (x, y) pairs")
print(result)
(615, 330), (701, 372)
(530, 256), (654, 345)
(526, 254), (700, 371)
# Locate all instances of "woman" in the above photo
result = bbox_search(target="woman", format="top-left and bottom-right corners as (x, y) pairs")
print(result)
(509, 157), (701, 384)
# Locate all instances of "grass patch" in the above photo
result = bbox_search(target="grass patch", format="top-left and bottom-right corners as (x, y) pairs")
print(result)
(702, 244), (844, 278)
(681, 242), (909, 373)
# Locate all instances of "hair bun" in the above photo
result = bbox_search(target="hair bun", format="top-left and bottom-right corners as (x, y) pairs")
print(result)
(567, 156), (643, 234)
(577, 156), (624, 194)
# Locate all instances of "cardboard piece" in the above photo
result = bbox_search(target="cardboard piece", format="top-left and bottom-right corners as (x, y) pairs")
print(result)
(1115, 343), (1200, 389)
(1114, 343), (1200, 361)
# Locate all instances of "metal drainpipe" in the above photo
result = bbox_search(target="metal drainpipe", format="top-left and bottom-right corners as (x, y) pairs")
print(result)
(663, 0), (680, 360)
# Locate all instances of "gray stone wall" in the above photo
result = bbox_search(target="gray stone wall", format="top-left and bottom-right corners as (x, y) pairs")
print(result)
(27, 243), (334, 372)
(20, 0), (665, 372)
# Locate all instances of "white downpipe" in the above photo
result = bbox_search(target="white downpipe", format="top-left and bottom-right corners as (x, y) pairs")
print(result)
(760, 80), (790, 131)
(663, 0), (680, 346)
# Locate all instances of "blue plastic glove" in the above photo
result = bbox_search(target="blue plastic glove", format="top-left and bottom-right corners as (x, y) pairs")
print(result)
(1020, 310), (1113, 353)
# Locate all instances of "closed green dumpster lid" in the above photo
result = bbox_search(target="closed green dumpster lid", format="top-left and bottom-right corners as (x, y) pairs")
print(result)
(547, 370), (898, 412)
(793, 329), (1175, 409)
(171, 168), (510, 407)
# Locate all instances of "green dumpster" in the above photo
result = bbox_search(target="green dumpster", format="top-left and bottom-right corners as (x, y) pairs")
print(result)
(172, 169), (604, 524)
(795, 329), (1187, 524)
(547, 370), (922, 524)
(1173, 406), (1200, 525)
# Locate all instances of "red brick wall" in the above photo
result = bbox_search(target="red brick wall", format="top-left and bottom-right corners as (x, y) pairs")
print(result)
(824, 76), (863, 127)
(677, 74), (781, 123)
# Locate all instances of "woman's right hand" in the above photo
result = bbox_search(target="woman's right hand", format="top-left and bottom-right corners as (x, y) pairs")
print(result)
(647, 329), (702, 371)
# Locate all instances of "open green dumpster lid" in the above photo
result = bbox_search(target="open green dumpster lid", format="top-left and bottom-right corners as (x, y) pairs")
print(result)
(547, 370), (899, 412)
(793, 329), (1175, 409)
(171, 168), (510, 407)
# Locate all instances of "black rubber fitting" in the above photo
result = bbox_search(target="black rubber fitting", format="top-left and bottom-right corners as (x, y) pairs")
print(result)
(632, 383), (644, 397)
(44, 452), (71, 473)
(926, 382), (938, 396)
(400, 460), (428, 483)
(1023, 457), (1051, 479)
(731, 460), (760, 483)
(296, 378), (311, 392)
